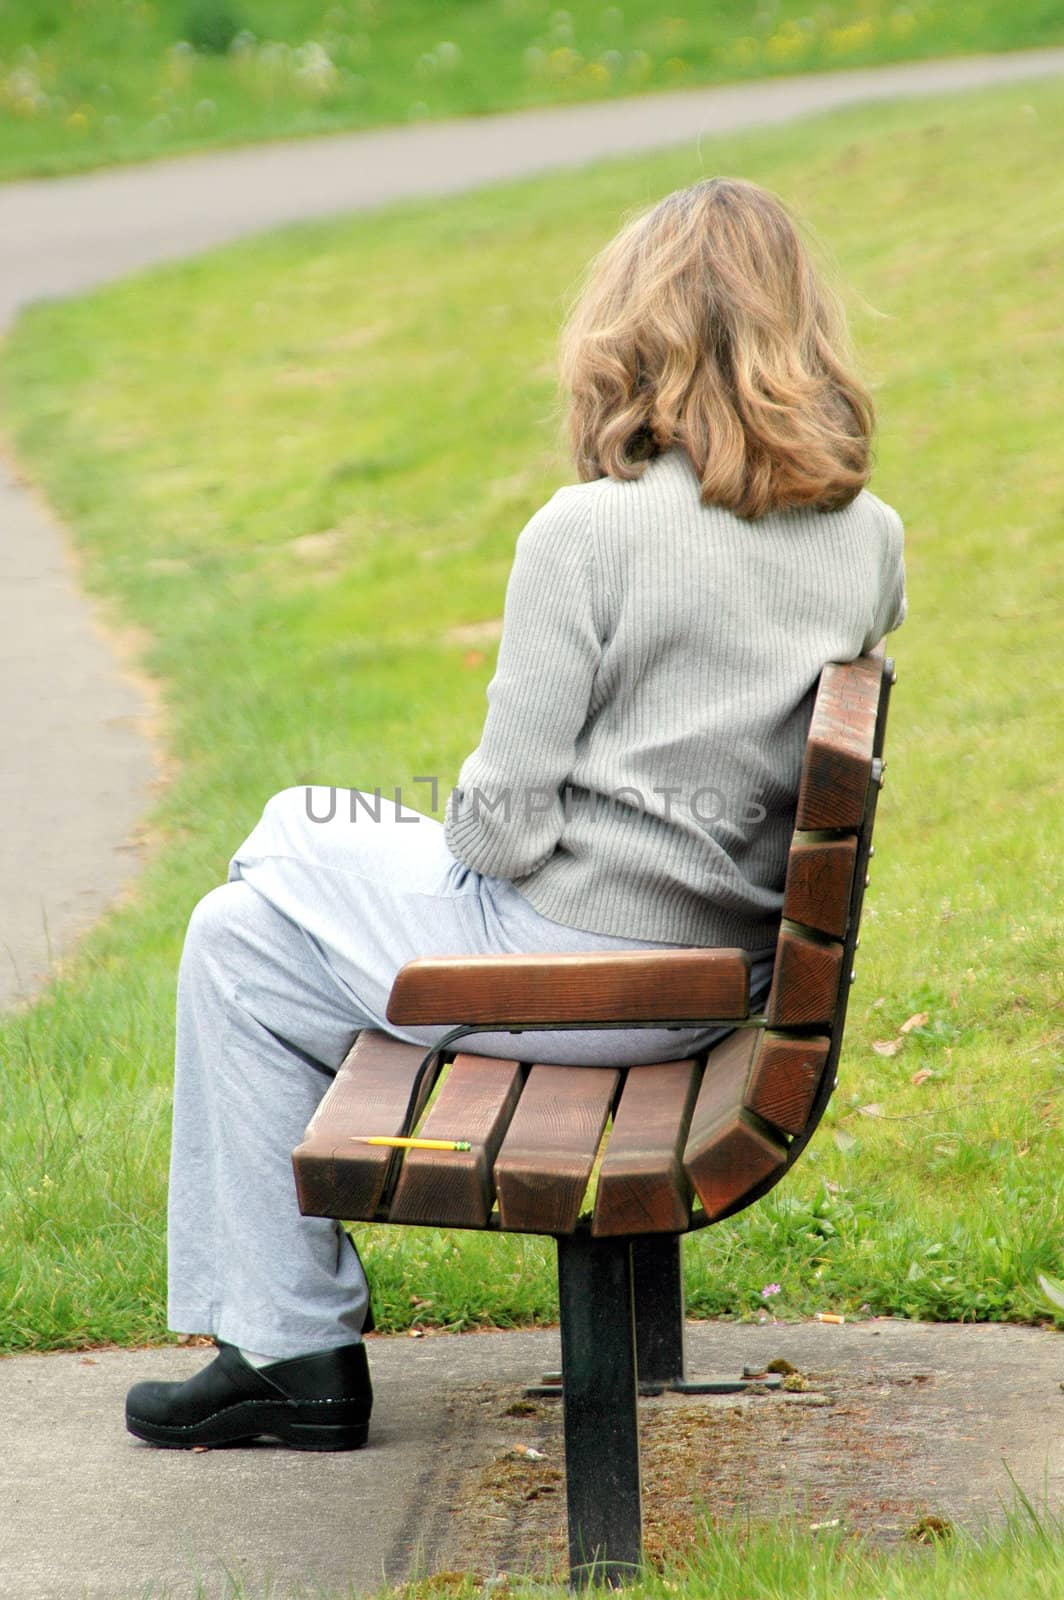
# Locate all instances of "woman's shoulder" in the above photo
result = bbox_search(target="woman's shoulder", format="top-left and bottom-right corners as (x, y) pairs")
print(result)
(545, 447), (703, 526)
(517, 473), (602, 549)
(849, 487), (905, 541)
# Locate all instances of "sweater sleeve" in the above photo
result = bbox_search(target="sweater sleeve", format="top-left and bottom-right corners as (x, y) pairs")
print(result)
(444, 487), (600, 880)
(865, 498), (908, 649)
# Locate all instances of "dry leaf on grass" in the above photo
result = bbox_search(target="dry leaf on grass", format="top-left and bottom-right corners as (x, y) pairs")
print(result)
(872, 1038), (903, 1057)
(899, 1012), (930, 1033)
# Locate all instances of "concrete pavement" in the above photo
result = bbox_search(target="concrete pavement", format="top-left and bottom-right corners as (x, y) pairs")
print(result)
(0, 1319), (1060, 1598)
(3, 48), (1064, 1009)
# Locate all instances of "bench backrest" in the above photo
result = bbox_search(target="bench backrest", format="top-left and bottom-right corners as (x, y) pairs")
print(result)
(680, 649), (894, 1225)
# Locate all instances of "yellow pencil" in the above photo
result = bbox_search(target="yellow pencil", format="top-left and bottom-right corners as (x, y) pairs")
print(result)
(352, 1135), (472, 1151)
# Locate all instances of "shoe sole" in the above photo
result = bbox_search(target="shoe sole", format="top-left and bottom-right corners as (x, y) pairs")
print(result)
(126, 1398), (370, 1451)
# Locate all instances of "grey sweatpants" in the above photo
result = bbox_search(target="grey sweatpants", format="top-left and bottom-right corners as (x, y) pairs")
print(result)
(168, 786), (774, 1357)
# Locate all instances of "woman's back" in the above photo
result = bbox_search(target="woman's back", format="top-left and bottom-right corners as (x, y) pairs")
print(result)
(444, 443), (905, 949)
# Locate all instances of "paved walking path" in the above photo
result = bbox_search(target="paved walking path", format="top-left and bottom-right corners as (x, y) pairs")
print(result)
(2, 47), (1064, 1008)
(1, 1320), (1060, 1598)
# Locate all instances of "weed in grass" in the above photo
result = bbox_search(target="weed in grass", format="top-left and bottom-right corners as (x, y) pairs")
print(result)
(182, 3), (247, 58)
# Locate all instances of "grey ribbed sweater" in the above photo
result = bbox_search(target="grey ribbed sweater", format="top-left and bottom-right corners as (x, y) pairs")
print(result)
(444, 446), (906, 949)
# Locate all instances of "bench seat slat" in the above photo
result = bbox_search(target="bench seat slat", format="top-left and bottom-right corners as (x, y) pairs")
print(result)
(493, 1065), (618, 1234)
(388, 1054), (523, 1228)
(744, 1032), (831, 1135)
(387, 948), (750, 1027)
(292, 1031), (432, 1221)
(683, 1031), (788, 1220)
(591, 1059), (700, 1237)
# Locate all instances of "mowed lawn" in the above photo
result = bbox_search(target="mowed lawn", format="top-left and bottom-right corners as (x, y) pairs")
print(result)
(1, 0), (1063, 179)
(0, 78), (1060, 1354)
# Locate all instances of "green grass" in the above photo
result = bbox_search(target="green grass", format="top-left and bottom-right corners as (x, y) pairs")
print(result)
(411, 1505), (1064, 1600)
(1, 1), (1063, 180)
(0, 77), (1062, 1354)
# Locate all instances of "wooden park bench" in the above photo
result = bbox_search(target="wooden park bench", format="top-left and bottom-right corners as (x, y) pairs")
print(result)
(292, 649), (895, 1585)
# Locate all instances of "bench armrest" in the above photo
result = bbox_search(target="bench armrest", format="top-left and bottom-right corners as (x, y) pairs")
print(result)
(386, 948), (751, 1028)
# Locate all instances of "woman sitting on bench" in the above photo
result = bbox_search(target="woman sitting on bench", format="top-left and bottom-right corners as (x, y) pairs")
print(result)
(126, 177), (906, 1451)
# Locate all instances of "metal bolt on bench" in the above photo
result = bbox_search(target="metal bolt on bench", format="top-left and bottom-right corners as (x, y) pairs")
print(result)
(293, 651), (895, 1587)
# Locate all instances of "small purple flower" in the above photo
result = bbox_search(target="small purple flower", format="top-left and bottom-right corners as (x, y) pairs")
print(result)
(761, 1283), (782, 1298)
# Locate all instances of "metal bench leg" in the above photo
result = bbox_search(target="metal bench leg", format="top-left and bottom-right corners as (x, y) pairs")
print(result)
(632, 1234), (686, 1388)
(557, 1232), (642, 1588)
(632, 1233), (784, 1396)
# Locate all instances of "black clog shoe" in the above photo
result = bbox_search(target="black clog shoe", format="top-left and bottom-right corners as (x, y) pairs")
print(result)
(125, 1339), (372, 1451)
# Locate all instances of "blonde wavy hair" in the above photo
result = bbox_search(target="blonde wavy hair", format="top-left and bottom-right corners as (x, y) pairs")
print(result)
(558, 178), (874, 518)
